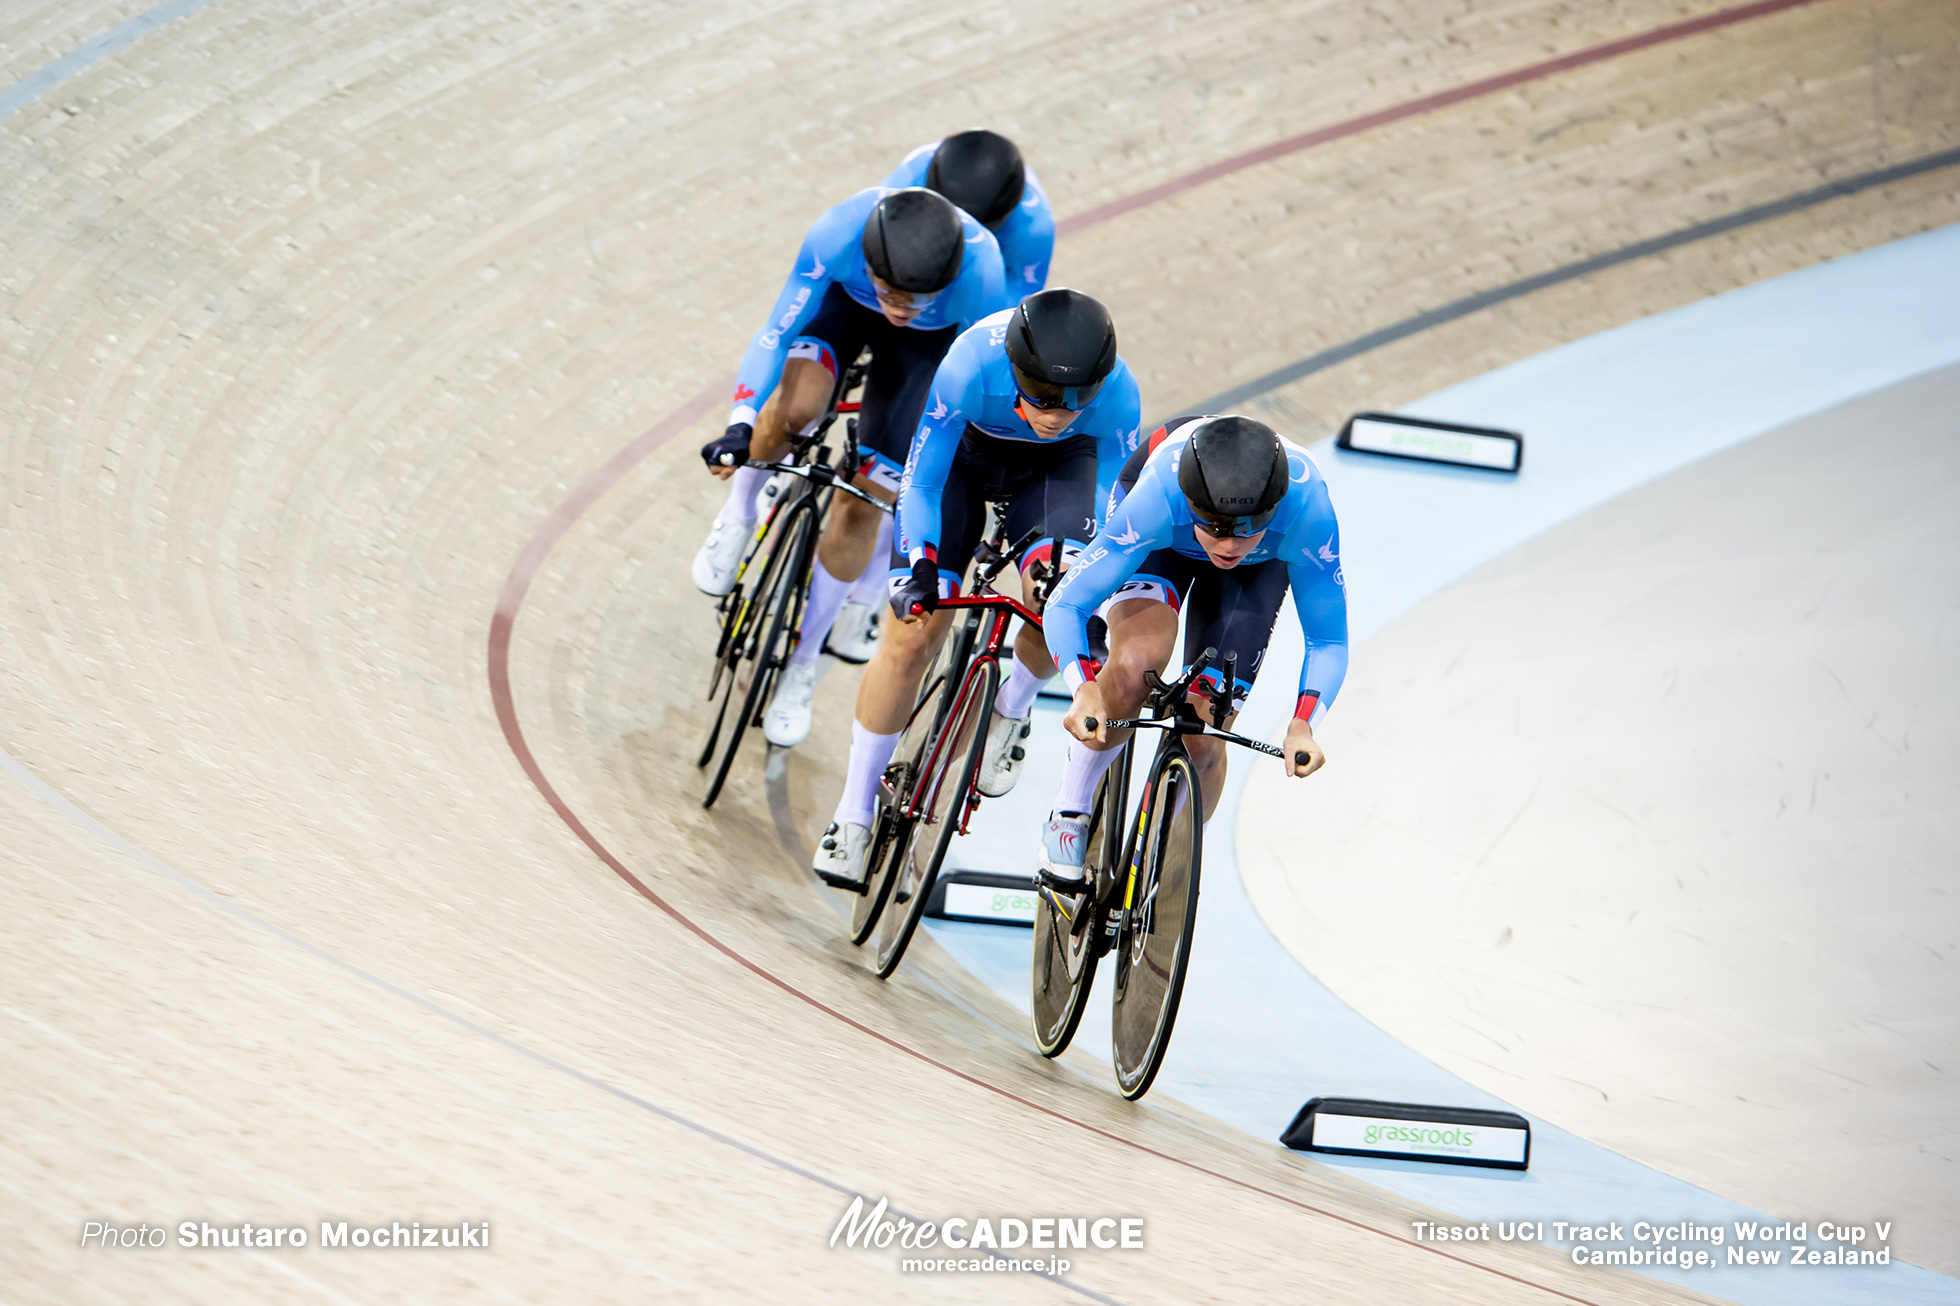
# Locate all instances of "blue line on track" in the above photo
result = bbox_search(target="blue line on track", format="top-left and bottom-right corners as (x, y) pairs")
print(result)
(1177, 145), (1960, 418)
(0, 0), (227, 124)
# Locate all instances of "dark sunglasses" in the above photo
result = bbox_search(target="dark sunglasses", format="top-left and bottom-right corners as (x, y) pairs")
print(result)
(1191, 508), (1276, 539)
(1011, 366), (1103, 413)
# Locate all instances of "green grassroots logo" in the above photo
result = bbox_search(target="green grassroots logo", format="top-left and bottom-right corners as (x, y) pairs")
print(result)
(1362, 1123), (1476, 1151)
(1389, 428), (1478, 458)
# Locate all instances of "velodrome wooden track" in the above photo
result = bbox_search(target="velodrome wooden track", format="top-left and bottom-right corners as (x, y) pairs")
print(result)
(2, 0), (1955, 1301)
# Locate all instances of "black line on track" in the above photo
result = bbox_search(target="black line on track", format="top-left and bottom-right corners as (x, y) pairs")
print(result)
(1179, 146), (1960, 417)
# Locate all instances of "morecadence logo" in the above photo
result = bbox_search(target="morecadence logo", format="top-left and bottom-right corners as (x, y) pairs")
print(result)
(830, 1195), (1143, 1258)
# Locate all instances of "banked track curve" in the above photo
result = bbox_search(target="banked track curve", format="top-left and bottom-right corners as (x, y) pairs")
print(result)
(485, 3), (1840, 1301)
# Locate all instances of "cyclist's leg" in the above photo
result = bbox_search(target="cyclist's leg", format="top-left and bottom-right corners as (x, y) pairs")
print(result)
(844, 515), (893, 604)
(1178, 557), (1291, 821)
(816, 444), (985, 872)
(708, 288), (860, 518)
(990, 437), (1098, 708)
(1049, 555), (1190, 815)
(792, 317), (956, 666)
(698, 295), (860, 592)
(695, 351), (842, 596)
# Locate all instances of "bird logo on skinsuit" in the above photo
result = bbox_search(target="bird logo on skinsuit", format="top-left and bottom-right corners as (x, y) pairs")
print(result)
(1108, 523), (1141, 548)
(802, 253), (826, 280)
(926, 396), (950, 423)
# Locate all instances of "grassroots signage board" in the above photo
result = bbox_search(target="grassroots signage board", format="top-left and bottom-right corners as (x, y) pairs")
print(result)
(1338, 411), (1524, 473)
(1281, 1097), (1531, 1170)
(924, 870), (1038, 927)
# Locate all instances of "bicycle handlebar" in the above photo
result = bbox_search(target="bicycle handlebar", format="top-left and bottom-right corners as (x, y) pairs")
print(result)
(739, 458), (893, 513)
(1082, 715), (1305, 765)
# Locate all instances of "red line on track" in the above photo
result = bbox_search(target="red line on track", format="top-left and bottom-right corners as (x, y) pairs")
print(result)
(1056, 0), (1823, 236)
(488, 4), (1825, 1297)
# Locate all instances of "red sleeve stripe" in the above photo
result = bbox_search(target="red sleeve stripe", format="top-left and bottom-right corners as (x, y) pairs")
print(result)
(1294, 691), (1319, 721)
(1145, 424), (1171, 454)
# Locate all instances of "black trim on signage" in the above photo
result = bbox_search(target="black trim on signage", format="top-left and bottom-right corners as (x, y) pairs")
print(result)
(1282, 1096), (1533, 1171)
(1337, 411), (1524, 473)
(923, 869), (1038, 927)
(1173, 145), (1960, 419)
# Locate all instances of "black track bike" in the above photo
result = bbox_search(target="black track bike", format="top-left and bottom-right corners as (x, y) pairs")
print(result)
(1029, 650), (1306, 1099)
(841, 530), (1057, 978)
(697, 364), (885, 808)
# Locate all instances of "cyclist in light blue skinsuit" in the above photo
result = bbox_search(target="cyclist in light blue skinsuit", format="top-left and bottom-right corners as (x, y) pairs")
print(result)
(883, 130), (1056, 303)
(1035, 414), (1350, 892)
(689, 185), (1008, 749)
(812, 290), (1142, 889)
(820, 132), (1062, 664)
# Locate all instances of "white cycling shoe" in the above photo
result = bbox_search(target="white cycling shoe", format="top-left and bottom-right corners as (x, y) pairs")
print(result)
(1036, 810), (1091, 894)
(976, 709), (1032, 797)
(825, 600), (882, 664)
(691, 516), (751, 596)
(813, 821), (872, 890)
(763, 658), (821, 747)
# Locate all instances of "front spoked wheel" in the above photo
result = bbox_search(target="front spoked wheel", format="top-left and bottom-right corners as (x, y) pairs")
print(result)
(700, 499), (814, 808)
(870, 660), (997, 979)
(1110, 750), (1204, 1100)
(848, 611), (979, 945)
(1031, 748), (1127, 1057)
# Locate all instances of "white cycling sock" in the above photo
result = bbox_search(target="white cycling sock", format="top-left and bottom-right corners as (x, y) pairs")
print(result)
(1054, 737), (1121, 816)
(835, 719), (901, 829)
(846, 516), (894, 605)
(789, 558), (854, 669)
(720, 465), (766, 525)
(993, 652), (1050, 721)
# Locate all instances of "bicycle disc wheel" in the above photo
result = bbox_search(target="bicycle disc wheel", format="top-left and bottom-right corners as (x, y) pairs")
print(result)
(701, 500), (812, 808)
(1110, 751), (1203, 1100)
(848, 610), (978, 944)
(1030, 748), (1125, 1057)
(870, 659), (996, 978)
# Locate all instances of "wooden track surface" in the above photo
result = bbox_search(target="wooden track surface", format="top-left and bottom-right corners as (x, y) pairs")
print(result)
(2, 0), (1954, 1300)
(1240, 363), (1960, 1275)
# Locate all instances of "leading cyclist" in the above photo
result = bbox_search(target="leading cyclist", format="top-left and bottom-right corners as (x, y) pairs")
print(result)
(827, 131), (1057, 665)
(812, 289), (1142, 888)
(1036, 414), (1350, 892)
(690, 187), (1008, 744)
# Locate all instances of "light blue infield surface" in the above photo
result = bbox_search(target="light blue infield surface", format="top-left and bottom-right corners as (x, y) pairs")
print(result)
(926, 223), (1960, 1306)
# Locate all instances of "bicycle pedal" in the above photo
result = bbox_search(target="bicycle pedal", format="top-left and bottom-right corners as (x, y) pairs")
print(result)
(813, 864), (871, 894)
(1034, 866), (1091, 897)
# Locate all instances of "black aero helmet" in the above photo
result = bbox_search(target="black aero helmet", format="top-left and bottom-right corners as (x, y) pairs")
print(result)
(925, 130), (1026, 230)
(861, 188), (966, 293)
(1004, 288), (1118, 408)
(1178, 416), (1290, 531)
